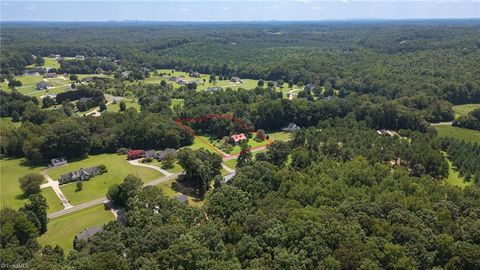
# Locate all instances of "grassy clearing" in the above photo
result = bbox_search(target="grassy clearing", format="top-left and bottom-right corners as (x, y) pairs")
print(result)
(435, 125), (480, 143)
(48, 154), (163, 205)
(156, 178), (177, 198)
(445, 157), (471, 188)
(170, 98), (184, 110)
(223, 159), (237, 170)
(39, 204), (114, 253)
(0, 158), (47, 209)
(185, 137), (219, 154)
(196, 135), (271, 155)
(106, 99), (140, 112)
(26, 57), (60, 69)
(452, 103), (480, 118)
(267, 131), (292, 142)
(0, 117), (21, 128)
(41, 187), (65, 213)
(150, 160), (184, 174)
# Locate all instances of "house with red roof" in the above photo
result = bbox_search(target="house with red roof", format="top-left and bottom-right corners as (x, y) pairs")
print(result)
(127, 149), (145, 160)
(231, 133), (247, 144)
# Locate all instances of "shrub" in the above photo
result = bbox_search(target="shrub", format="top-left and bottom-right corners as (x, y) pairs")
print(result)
(19, 173), (44, 195)
(98, 164), (107, 174)
(117, 147), (129, 154)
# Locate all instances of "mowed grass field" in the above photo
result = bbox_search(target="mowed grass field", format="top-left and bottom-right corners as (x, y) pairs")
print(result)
(435, 125), (480, 143)
(48, 154), (163, 205)
(25, 57), (61, 69)
(39, 204), (115, 253)
(106, 99), (141, 112)
(452, 103), (480, 118)
(0, 158), (63, 212)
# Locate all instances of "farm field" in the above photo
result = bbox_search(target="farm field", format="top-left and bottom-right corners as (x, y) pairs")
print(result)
(435, 125), (480, 143)
(452, 103), (480, 117)
(48, 153), (163, 205)
(0, 158), (49, 209)
(38, 204), (115, 253)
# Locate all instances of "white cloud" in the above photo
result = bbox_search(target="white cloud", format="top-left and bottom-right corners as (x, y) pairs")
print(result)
(296, 0), (310, 4)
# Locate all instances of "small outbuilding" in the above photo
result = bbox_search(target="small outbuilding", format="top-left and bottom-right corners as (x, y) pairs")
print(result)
(176, 194), (189, 204)
(36, 82), (52, 90)
(50, 157), (67, 167)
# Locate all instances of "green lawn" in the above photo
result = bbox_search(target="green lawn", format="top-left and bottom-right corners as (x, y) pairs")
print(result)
(26, 57), (60, 69)
(186, 137), (218, 154)
(196, 135), (271, 155)
(435, 125), (480, 143)
(47, 154), (163, 205)
(223, 159), (237, 170)
(106, 99), (140, 112)
(452, 104), (480, 118)
(0, 158), (47, 209)
(150, 160), (184, 174)
(41, 187), (65, 213)
(156, 178), (177, 198)
(0, 74), (71, 97)
(267, 131), (292, 142)
(445, 157), (471, 188)
(39, 204), (115, 253)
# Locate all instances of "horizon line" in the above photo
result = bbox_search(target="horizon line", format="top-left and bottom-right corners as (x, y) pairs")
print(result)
(2, 18), (480, 23)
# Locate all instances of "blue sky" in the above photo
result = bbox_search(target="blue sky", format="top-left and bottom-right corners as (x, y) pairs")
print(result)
(1, 1), (479, 21)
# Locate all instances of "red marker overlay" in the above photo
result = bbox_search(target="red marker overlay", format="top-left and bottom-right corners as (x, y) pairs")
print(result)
(175, 114), (272, 158)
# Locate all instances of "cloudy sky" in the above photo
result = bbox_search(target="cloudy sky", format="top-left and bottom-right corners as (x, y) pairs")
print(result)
(1, 0), (479, 21)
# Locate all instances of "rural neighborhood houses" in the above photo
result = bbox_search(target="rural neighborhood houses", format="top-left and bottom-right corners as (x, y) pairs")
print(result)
(58, 166), (105, 184)
(127, 148), (178, 161)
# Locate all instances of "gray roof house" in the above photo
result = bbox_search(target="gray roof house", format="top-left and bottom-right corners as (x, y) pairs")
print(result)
(76, 226), (103, 241)
(58, 166), (102, 185)
(154, 148), (177, 161)
(50, 157), (67, 167)
(144, 149), (156, 159)
(36, 82), (52, 90)
(176, 194), (188, 204)
(230, 76), (242, 83)
(282, 123), (300, 132)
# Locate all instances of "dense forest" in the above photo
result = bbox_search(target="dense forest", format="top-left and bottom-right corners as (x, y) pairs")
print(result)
(2, 21), (480, 104)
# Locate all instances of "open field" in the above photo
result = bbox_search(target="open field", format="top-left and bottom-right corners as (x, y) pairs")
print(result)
(186, 137), (218, 153)
(452, 103), (480, 118)
(0, 158), (49, 209)
(435, 125), (480, 143)
(106, 98), (140, 112)
(267, 131), (293, 141)
(47, 154), (163, 205)
(38, 204), (114, 253)
(25, 57), (61, 69)
(223, 159), (238, 169)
